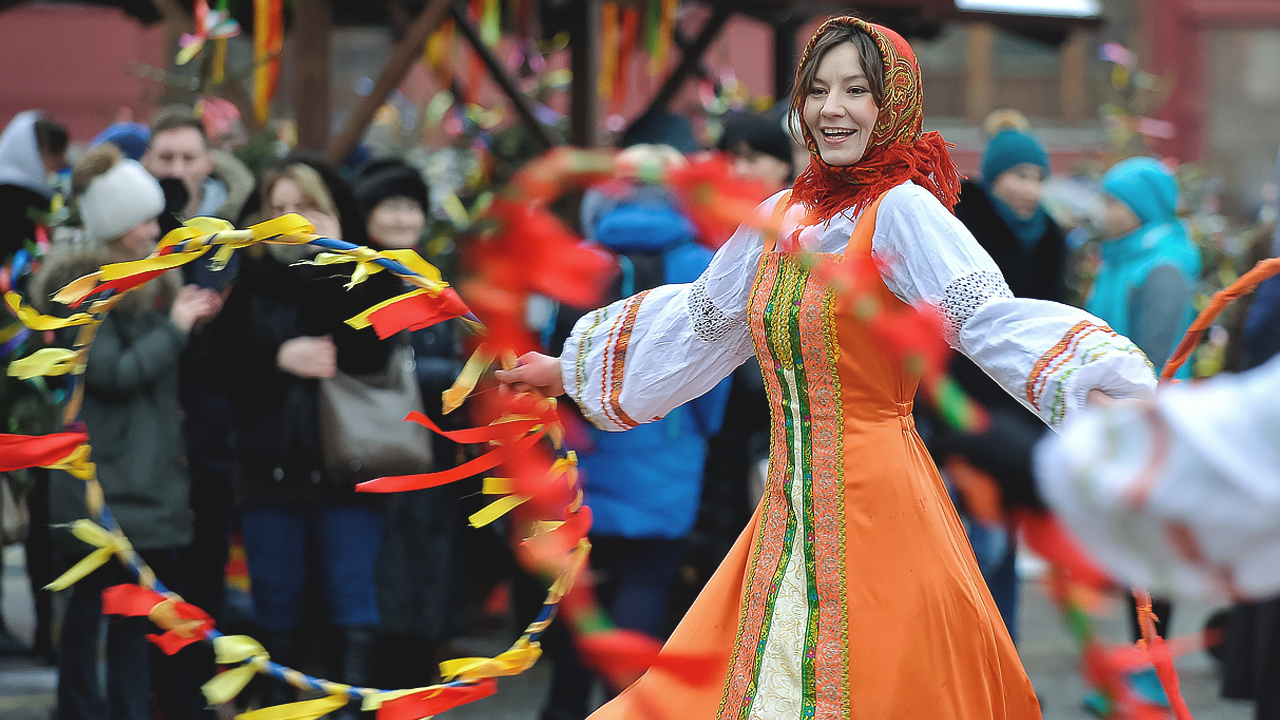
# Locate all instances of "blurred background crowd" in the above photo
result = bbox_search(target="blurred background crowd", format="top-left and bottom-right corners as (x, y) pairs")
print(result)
(0, 1), (1279, 719)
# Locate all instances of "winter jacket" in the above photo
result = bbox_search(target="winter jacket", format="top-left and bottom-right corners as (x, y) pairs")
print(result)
(375, 317), (467, 641)
(0, 111), (54, 263)
(209, 251), (399, 507)
(42, 248), (193, 551)
(1086, 158), (1201, 378)
(922, 180), (1068, 514)
(553, 187), (731, 539)
(953, 179), (1067, 304)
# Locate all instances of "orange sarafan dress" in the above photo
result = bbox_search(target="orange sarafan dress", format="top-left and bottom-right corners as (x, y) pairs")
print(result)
(560, 185), (1157, 719)
(560, 16), (1156, 719)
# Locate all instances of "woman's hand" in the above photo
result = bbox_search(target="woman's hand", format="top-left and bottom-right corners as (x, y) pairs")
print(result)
(1086, 389), (1114, 407)
(169, 285), (223, 332)
(494, 352), (565, 398)
(277, 335), (337, 379)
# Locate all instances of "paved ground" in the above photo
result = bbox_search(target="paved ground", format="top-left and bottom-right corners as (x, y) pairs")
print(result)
(0, 546), (1255, 720)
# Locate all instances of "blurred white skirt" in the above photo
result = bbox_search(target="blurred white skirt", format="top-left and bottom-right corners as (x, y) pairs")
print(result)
(1035, 354), (1280, 601)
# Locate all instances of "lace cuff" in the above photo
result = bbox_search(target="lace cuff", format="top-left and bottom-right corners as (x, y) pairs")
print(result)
(940, 270), (1014, 344)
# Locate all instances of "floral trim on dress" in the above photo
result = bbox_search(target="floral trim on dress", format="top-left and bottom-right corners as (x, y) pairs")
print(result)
(599, 291), (650, 430)
(719, 252), (848, 720)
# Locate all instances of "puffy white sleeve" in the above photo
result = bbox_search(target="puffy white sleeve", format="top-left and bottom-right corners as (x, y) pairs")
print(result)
(1034, 355), (1280, 601)
(872, 183), (1157, 428)
(558, 193), (780, 431)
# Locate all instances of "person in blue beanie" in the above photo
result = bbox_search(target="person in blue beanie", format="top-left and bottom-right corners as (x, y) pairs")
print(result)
(539, 145), (732, 720)
(92, 122), (150, 162)
(923, 116), (1067, 644)
(1088, 156), (1202, 378)
(956, 120), (1066, 302)
(1087, 155), (1202, 644)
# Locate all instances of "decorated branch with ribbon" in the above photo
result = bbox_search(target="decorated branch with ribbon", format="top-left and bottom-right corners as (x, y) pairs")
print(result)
(0, 211), (597, 720)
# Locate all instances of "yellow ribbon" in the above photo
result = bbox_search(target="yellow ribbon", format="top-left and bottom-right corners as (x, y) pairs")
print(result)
(482, 477), (514, 494)
(442, 345), (495, 414)
(202, 635), (271, 706)
(5, 293), (95, 331)
(53, 272), (104, 306)
(235, 694), (349, 720)
(468, 494), (530, 528)
(44, 443), (96, 481)
(215, 635), (269, 664)
(99, 248), (210, 282)
(45, 520), (129, 590)
(250, 214), (315, 242)
(362, 684), (446, 712)
(8, 348), (83, 380)
(202, 665), (261, 707)
(439, 638), (542, 682)
(379, 248), (445, 285)
(548, 539), (591, 600)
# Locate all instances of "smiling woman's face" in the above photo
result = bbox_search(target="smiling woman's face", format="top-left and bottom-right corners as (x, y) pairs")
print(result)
(802, 42), (881, 167)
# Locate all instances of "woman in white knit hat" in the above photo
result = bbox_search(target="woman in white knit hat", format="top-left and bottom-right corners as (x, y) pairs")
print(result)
(40, 143), (221, 720)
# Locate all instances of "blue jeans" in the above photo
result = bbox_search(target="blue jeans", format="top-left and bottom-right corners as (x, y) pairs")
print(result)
(57, 550), (202, 720)
(240, 504), (383, 632)
(541, 535), (685, 720)
(964, 518), (1019, 644)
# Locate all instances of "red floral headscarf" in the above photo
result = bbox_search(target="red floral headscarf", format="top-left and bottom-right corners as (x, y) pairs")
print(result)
(790, 16), (961, 223)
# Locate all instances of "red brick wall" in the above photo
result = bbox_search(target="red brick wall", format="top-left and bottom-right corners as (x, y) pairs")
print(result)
(0, 4), (168, 142)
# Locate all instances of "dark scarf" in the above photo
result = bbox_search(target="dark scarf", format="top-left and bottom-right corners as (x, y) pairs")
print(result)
(986, 188), (1050, 250)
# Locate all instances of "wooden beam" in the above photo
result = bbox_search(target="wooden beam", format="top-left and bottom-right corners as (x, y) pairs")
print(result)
(643, 3), (734, 117)
(964, 22), (996, 127)
(1059, 27), (1088, 126)
(293, 0), (334, 151)
(325, 0), (454, 163)
(774, 15), (802, 101)
(570, 0), (602, 147)
(450, 5), (558, 149)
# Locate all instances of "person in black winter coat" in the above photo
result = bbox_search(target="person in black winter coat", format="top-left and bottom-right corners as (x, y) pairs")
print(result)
(0, 111), (67, 659)
(354, 159), (466, 689)
(920, 118), (1067, 644)
(210, 158), (399, 712)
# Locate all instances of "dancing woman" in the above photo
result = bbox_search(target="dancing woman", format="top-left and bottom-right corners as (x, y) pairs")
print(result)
(501, 17), (1155, 719)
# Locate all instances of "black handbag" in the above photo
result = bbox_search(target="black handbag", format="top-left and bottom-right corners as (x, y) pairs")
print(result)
(317, 344), (434, 484)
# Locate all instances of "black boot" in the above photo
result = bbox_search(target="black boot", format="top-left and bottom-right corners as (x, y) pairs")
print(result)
(327, 626), (377, 720)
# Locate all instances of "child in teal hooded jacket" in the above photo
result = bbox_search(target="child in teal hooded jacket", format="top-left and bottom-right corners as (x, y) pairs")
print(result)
(1087, 157), (1201, 378)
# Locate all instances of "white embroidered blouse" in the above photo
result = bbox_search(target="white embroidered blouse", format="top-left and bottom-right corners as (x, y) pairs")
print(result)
(560, 182), (1157, 431)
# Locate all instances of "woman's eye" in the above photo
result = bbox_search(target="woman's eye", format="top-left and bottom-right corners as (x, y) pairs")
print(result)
(809, 87), (826, 96)
(848, 87), (867, 95)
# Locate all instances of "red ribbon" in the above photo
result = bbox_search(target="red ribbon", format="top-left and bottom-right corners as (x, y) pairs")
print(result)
(1016, 511), (1113, 590)
(367, 288), (470, 339)
(376, 680), (497, 720)
(0, 432), (88, 471)
(101, 585), (214, 655)
(357, 430), (544, 493)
